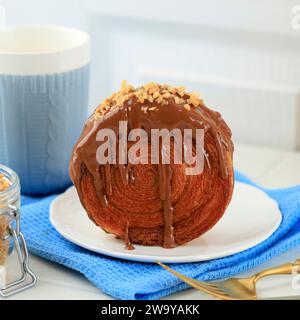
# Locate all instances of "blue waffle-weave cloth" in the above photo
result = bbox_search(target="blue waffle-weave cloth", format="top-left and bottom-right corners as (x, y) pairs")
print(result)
(20, 171), (300, 299)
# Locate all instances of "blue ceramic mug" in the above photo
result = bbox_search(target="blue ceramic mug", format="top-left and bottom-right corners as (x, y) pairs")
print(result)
(0, 26), (90, 195)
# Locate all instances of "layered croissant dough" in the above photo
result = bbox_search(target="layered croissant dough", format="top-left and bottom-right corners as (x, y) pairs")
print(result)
(70, 82), (234, 248)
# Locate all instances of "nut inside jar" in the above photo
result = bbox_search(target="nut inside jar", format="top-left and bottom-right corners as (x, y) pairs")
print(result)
(0, 174), (10, 193)
(0, 173), (10, 265)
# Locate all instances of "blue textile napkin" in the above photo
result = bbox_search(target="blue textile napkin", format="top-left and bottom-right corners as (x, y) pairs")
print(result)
(20, 171), (300, 300)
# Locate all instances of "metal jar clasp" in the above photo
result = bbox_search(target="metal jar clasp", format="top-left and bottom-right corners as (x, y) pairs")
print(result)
(0, 204), (36, 297)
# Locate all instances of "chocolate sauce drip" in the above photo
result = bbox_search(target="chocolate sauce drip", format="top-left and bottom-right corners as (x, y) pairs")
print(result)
(118, 164), (128, 185)
(70, 98), (233, 248)
(124, 222), (134, 250)
(104, 164), (113, 195)
(158, 164), (175, 248)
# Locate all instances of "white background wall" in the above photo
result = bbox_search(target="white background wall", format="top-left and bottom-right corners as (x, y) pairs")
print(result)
(1, 0), (300, 150)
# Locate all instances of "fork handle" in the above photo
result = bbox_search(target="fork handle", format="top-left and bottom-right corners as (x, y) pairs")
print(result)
(254, 259), (300, 282)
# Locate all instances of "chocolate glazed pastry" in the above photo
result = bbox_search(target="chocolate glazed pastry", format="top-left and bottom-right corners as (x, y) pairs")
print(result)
(70, 82), (234, 249)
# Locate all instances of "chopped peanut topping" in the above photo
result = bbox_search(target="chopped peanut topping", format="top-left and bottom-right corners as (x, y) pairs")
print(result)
(94, 81), (204, 119)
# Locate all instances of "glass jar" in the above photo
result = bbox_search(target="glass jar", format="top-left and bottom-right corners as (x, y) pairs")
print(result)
(0, 164), (36, 297)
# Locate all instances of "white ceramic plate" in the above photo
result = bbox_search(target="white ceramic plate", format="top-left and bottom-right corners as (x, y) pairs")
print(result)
(50, 183), (282, 263)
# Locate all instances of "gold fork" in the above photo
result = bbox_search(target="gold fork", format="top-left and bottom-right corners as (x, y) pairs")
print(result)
(157, 259), (300, 300)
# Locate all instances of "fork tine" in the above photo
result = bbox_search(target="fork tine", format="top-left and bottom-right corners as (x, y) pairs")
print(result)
(192, 280), (233, 296)
(157, 262), (236, 300)
(199, 282), (235, 297)
(201, 282), (229, 293)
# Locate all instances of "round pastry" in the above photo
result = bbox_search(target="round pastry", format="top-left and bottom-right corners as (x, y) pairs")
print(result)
(70, 82), (234, 249)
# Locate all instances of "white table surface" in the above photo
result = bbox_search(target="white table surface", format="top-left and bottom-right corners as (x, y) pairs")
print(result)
(2, 143), (300, 300)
